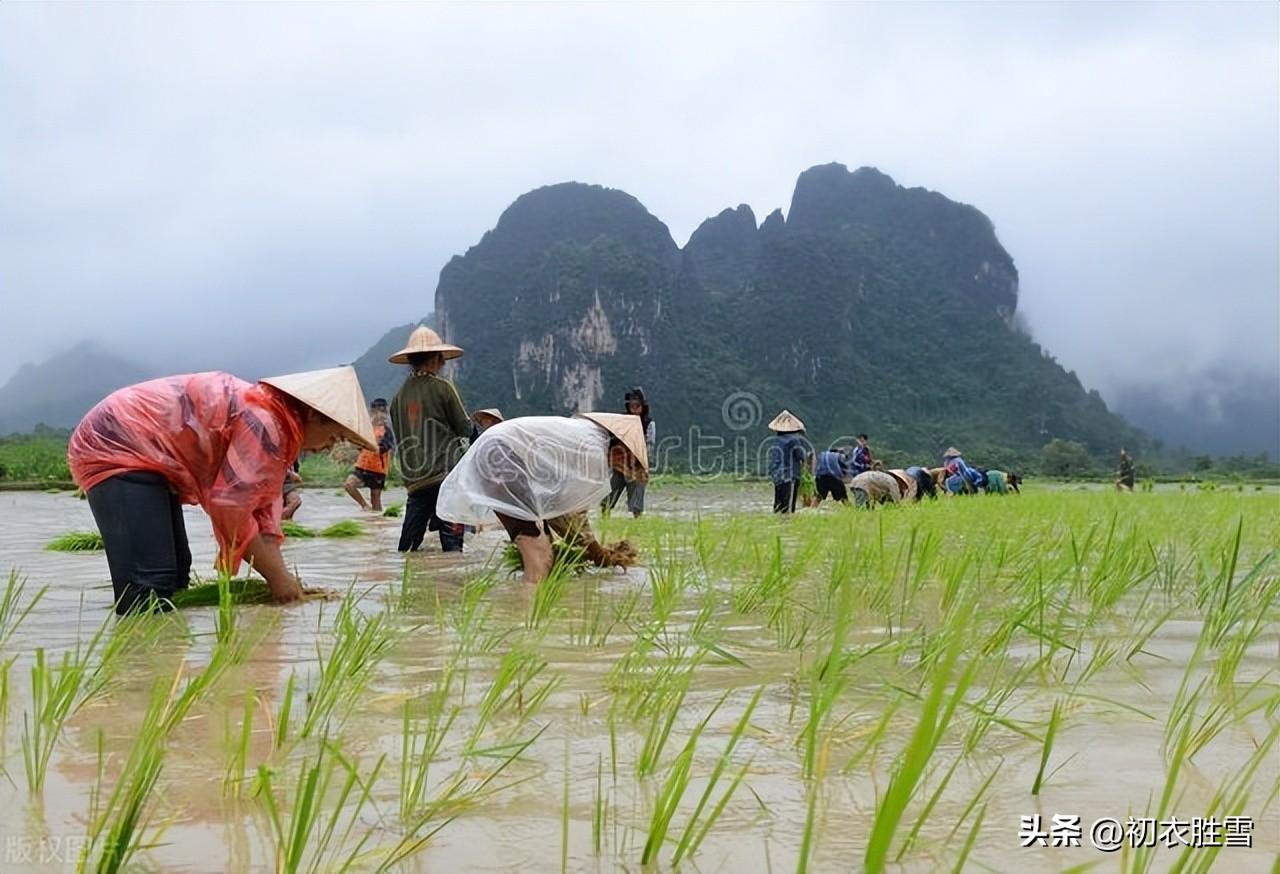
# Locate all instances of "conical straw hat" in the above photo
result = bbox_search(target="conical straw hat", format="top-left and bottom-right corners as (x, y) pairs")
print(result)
(388, 326), (463, 364)
(259, 366), (377, 450)
(578, 412), (649, 471)
(473, 408), (504, 425)
(767, 409), (805, 432)
(943, 447), (962, 458)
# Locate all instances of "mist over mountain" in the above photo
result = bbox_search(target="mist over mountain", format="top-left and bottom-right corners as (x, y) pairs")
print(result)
(1111, 370), (1280, 458)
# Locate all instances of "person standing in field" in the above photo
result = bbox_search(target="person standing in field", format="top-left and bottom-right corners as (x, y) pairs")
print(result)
(68, 367), (376, 614)
(388, 326), (471, 552)
(344, 397), (396, 512)
(1116, 448), (1136, 491)
(851, 433), (874, 476)
(767, 410), (810, 513)
(602, 387), (656, 518)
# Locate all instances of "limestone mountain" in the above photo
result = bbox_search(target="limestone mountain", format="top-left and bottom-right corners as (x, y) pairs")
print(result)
(395, 164), (1146, 468)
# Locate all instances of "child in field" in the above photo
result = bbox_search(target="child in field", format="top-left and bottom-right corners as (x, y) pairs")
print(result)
(344, 398), (396, 512)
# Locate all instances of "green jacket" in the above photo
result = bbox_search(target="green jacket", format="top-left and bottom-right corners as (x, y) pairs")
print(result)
(389, 373), (470, 492)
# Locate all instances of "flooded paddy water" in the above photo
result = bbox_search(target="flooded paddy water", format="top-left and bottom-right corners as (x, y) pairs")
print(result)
(0, 482), (1276, 872)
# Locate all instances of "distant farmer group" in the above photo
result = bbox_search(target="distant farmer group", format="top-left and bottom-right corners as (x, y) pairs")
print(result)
(765, 409), (1021, 513)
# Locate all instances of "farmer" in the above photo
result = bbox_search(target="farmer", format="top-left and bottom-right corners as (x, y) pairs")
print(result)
(602, 388), (656, 518)
(984, 469), (1021, 495)
(851, 433), (874, 475)
(343, 398), (396, 512)
(388, 326), (471, 553)
(436, 413), (648, 584)
(850, 469), (909, 507)
(68, 367), (376, 614)
(813, 446), (853, 503)
(942, 447), (985, 495)
(470, 408), (504, 441)
(766, 410), (810, 514)
(904, 465), (937, 500)
(1115, 448), (1136, 492)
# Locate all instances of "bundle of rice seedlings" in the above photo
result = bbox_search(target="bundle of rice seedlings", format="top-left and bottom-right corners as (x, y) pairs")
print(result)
(169, 578), (273, 609)
(320, 520), (364, 538)
(46, 530), (105, 552)
(502, 540), (592, 575)
(382, 503), (403, 518)
(281, 521), (317, 538)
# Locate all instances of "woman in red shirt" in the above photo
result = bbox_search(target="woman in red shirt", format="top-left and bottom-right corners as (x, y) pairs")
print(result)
(68, 366), (375, 614)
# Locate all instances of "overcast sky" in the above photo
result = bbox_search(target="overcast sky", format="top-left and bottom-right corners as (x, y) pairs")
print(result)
(1, 2), (1276, 408)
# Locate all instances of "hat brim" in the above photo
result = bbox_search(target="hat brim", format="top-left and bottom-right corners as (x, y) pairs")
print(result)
(577, 413), (649, 472)
(388, 346), (464, 364)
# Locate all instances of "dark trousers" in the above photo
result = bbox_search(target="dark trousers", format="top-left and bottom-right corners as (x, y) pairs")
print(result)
(815, 474), (848, 502)
(773, 480), (799, 514)
(399, 482), (464, 552)
(85, 471), (191, 615)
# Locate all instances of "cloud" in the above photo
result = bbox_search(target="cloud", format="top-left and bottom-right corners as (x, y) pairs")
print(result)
(1, 3), (1275, 402)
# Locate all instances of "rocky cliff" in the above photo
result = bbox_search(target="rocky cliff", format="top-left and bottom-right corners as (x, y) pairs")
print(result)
(423, 163), (1141, 468)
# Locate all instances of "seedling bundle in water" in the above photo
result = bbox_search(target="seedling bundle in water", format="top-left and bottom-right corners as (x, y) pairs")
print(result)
(45, 530), (104, 552)
(281, 520), (365, 538)
(501, 540), (591, 576)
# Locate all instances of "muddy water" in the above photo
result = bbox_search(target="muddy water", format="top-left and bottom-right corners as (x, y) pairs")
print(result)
(0, 486), (1276, 873)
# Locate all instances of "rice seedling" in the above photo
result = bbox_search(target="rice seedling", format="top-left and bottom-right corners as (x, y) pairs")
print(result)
(21, 609), (134, 794)
(399, 669), (461, 821)
(319, 520), (364, 538)
(298, 594), (397, 740)
(863, 597), (978, 873)
(224, 688), (257, 798)
(382, 503), (403, 517)
(281, 520), (317, 538)
(376, 727), (547, 871)
(169, 577), (273, 609)
(502, 539), (591, 577)
(1031, 698), (1063, 795)
(466, 646), (559, 752)
(45, 530), (105, 551)
(81, 650), (240, 872)
(0, 568), (46, 650)
(276, 671), (297, 750)
(254, 738), (385, 874)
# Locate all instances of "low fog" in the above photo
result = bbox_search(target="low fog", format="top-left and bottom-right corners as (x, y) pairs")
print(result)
(1, 3), (1276, 429)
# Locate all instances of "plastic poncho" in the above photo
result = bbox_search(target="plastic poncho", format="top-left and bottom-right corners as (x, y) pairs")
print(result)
(67, 372), (303, 572)
(435, 416), (611, 525)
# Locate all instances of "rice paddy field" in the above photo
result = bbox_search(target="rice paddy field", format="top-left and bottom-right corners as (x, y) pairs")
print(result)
(0, 482), (1276, 873)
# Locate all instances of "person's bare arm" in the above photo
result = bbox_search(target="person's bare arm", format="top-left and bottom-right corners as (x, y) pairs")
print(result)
(243, 534), (304, 603)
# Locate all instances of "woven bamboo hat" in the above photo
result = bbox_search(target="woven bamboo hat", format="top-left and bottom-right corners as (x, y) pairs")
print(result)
(259, 366), (377, 450)
(388, 326), (463, 364)
(578, 412), (649, 471)
(473, 408), (504, 427)
(943, 447), (962, 458)
(767, 410), (805, 432)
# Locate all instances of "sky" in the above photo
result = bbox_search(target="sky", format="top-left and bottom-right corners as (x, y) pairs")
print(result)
(1, 2), (1276, 412)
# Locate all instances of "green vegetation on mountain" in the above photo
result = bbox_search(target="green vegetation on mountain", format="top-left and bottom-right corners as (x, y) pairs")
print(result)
(429, 163), (1147, 471)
